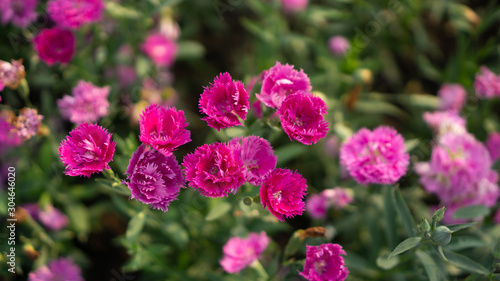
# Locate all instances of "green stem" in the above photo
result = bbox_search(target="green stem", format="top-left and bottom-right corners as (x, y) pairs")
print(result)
(250, 259), (269, 281)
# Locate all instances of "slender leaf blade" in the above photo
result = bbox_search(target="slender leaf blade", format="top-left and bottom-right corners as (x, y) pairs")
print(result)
(389, 237), (422, 258)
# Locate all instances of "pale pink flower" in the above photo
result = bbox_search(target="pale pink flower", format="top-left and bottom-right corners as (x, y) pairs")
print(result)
(328, 36), (350, 57)
(438, 83), (467, 112)
(58, 81), (110, 124)
(220, 231), (270, 273)
(0, 0), (38, 28)
(28, 257), (83, 281)
(474, 66), (500, 99)
(142, 33), (178, 67)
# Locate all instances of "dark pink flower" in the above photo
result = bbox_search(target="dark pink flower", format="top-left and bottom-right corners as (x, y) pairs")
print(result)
(494, 209), (500, 224)
(200, 72), (249, 131)
(48, 0), (104, 29)
(228, 136), (277, 185)
(0, 115), (21, 149)
(33, 28), (75, 65)
(328, 36), (350, 57)
(278, 91), (329, 145)
(58, 80), (110, 124)
(438, 83), (466, 112)
(486, 132), (500, 162)
(260, 168), (307, 221)
(0, 0), (38, 28)
(58, 123), (116, 177)
(139, 104), (191, 156)
(123, 144), (185, 212)
(474, 66), (500, 99)
(299, 243), (349, 281)
(142, 33), (178, 67)
(28, 257), (83, 281)
(183, 142), (245, 197)
(257, 62), (311, 108)
(340, 126), (409, 185)
(220, 231), (270, 273)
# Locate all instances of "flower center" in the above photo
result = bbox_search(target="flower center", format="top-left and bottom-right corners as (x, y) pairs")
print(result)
(314, 260), (326, 274)
(273, 190), (282, 201)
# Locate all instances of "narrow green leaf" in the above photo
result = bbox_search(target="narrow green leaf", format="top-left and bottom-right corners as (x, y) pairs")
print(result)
(126, 211), (147, 243)
(389, 237), (422, 258)
(404, 139), (420, 152)
(416, 250), (441, 281)
(383, 187), (398, 249)
(376, 253), (399, 270)
(392, 187), (416, 237)
(66, 204), (90, 241)
(442, 248), (489, 275)
(445, 237), (488, 251)
(283, 230), (305, 258)
(447, 222), (477, 232)
(176, 41), (206, 60)
(205, 202), (231, 221)
(275, 144), (307, 166)
(452, 205), (490, 219)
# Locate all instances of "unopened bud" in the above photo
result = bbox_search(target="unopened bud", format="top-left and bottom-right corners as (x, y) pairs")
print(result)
(432, 226), (452, 246)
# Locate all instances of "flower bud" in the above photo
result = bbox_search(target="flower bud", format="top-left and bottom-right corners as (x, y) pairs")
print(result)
(432, 226), (452, 246)
(243, 196), (253, 206)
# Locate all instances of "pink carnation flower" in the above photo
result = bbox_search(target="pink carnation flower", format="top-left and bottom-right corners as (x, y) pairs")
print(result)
(340, 126), (409, 185)
(58, 123), (116, 177)
(299, 243), (349, 281)
(260, 168), (307, 221)
(22, 203), (69, 231)
(48, 0), (104, 29)
(306, 194), (329, 219)
(123, 144), (185, 211)
(474, 66), (500, 99)
(200, 72), (249, 131)
(0, 0), (38, 28)
(183, 142), (245, 197)
(139, 104), (191, 156)
(281, 0), (308, 13)
(257, 61), (311, 108)
(0, 115), (21, 149)
(220, 231), (270, 273)
(33, 28), (75, 65)
(0, 59), (26, 90)
(28, 257), (83, 281)
(142, 33), (178, 67)
(328, 36), (350, 57)
(278, 91), (329, 145)
(321, 187), (353, 209)
(438, 83), (467, 112)
(423, 111), (467, 137)
(13, 108), (43, 142)
(486, 132), (500, 162)
(228, 136), (277, 185)
(58, 80), (110, 124)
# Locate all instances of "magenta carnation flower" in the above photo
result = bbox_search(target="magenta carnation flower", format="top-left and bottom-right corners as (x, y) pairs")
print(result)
(59, 123), (116, 177)
(340, 126), (409, 185)
(321, 187), (353, 209)
(142, 33), (178, 67)
(220, 231), (270, 273)
(486, 132), (500, 162)
(474, 66), (500, 99)
(328, 36), (350, 57)
(281, 0), (308, 13)
(33, 28), (75, 65)
(228, 136), (277, 185)
(299, 243), (349, 281)
(183, 142), (245, 197)
(0, 0), (38, 28)
(13, 108), (43, 141)
(306, 194), (329, 219)
(199, 72), (249, 131)
(39, 204), (69, 231)
(438, 83), (467, 112)
(257, 61), (312, 108)
(0, 116), (21, 149)
(28, 257), (83, 281)
(260, 168), (307, 221)
(139, 104), (191, 156)
(278, 91), (329, 145)
(123, 144), (185, 211)
(47, 0), (104, 29)
(58, 80), (110, 124)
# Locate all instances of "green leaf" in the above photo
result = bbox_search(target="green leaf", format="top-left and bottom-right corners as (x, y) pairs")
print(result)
(445, 237), (488, 251)
(392, 187), (416, 237)
(66, 204), (90, 241)
(176, 41), (206, 60)
(283, 230), (305, 258)
(452, 205), (490, 219)
(205, 201), (231, 221)
(105, 2), (142, 19)
(416, 250), (441, 281)
(447, 222), (477, 232)
(389, 237), (422, 258)
(383, 187), (398, 249)
(275, 144), (307, 166)
(376, 253), (399, 270)
(404, 139), (420, 152)
(162, 222), (189, 248)
(126, 211), (147, 243)
(442, 248), (489, 275)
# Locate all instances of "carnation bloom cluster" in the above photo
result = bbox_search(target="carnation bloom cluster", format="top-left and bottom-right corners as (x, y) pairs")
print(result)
(0, 0), (38, 28)
(340, 126), (409, 185)
(58, 80), (110, 124)
(299, 243), (349, 281)
(28, 257), (83, 281)
(47, 0), (105, 29)
(220, 231), (270, 273)
(474, 66), (500, 99)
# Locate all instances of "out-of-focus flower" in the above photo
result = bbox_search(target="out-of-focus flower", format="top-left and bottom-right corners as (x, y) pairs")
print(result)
(183, 142), (245, 197)
(324, 135), (340, 158)
(142, 33), (178, 67)
(28, 257), (83, 281)
(220, 231), (270, 273)
(423, 111), (467, 137)
(116, 65), (137, 88)
(59, 123), (116, 177)
(438, 83), (467, 112)
(299, 243), (349, 281)
(0, 0), (38, 28)
(321, 187), (353, 209)
(22, 203), (68, 231)
(0, 114), (21, 149)
(139, 104), (191, 156)
(123, 144), (185, 212)
(474, 66), (500, 99)
(160, 8), (180, 40)
(281, 0), (308, 13)
(200, 72), (249, 131)
(260, 168), (307, 221)
(0, 59), (25, 90)
(257, 61), (311, 109)
(228, 136), (277, 185)
(328, 36), (350, 57)
(494, 209), (500, 224)
(58, 80), (110, 124)
(12, 108), (43, 141)
(47, 0), (104, 29)
(306, 194), (329, 219)
(33, 28), (75, 65)
(278, 91), (329, 145)
(486, 132), (500, 162)
(340, 126), (409, 185)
